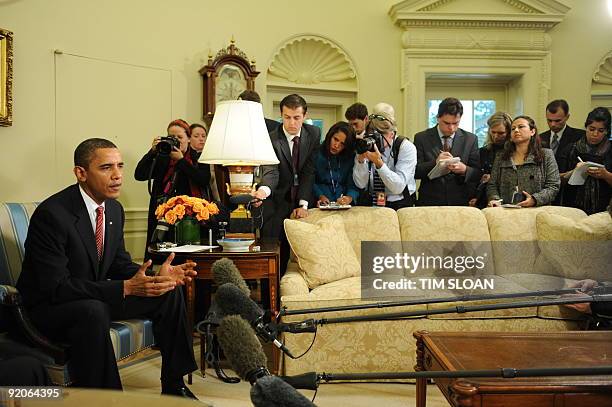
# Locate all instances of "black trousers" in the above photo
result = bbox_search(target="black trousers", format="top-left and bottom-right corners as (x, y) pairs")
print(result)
(0, 356), (51, 385)
(29, 288), (197, 389)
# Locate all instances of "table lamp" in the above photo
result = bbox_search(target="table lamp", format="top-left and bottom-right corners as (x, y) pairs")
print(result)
(198, 100), (279, 233)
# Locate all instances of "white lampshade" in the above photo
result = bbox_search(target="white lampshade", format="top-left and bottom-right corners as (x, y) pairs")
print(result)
(198, 100), (279, 165)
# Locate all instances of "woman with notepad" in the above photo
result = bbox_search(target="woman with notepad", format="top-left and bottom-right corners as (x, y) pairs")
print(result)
(487, 115), (560, 207)
(562, 107), (612, 214)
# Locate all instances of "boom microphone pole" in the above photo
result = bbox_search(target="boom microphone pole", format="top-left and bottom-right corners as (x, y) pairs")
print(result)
(291, 293), (610, 327)
(279, 365), (612, 390)
(279, 286), (586, 317)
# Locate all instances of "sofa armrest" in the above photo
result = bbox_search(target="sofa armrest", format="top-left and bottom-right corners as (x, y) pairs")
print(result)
(280, 270), (309, 297)
(0, 284), (67, 364)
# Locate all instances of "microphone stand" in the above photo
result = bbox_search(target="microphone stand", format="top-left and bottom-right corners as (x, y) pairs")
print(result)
(270, 293), (610, 336)
(279, 366), (612, 390)
(300, 294), (610, 327)
(279, 287), (584, 317)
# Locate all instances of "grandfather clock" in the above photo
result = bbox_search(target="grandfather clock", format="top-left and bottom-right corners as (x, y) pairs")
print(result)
(199, 39), (260, 123)
(199, 41), (260, 231)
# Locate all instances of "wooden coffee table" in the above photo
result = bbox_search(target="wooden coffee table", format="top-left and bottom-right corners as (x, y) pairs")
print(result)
(414, 330), (612, 407)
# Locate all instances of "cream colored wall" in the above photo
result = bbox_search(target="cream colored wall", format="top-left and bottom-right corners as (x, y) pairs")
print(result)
(549, 0), (612, 126)
(0, 0), (611, 256)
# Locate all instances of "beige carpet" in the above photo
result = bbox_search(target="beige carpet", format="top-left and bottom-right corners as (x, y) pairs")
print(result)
(118, 346), (451, 407)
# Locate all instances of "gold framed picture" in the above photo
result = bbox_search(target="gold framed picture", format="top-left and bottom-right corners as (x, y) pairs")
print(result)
(0, 28), (13, 127)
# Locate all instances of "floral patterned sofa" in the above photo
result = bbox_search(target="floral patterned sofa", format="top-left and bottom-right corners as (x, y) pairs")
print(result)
(279, 205), (612, 375)
(0, 203), (155, 385)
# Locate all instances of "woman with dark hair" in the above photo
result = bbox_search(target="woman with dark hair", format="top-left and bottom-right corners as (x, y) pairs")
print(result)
(469, 111), (512, 208)
(313, 121), (359, 207)
(135, 119), (213, 249)
(562, 107), (612, 214)
(487, 115), (560, 207)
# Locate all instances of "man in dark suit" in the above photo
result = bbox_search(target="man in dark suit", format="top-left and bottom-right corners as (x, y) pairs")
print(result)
(540, 99), (586, 204)
(252, 94), (320, 274)
(16, 139), (199, 397)
(414, 98), (480, 206)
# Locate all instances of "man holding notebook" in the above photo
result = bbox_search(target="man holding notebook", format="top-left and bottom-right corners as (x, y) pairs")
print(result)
(414, 97), (480, 206)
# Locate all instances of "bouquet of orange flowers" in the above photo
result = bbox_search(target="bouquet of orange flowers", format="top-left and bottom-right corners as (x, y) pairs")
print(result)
(155, 195), (220, 225)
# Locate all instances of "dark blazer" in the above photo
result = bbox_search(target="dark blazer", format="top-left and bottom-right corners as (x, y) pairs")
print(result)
(414, 126), (480, 206)
(265, 118), (280, 133)
(540, 126), (585, 173)
(17, 184), (139, 309)
(259, 123), (320, 238)
(541, 125), (585, 205)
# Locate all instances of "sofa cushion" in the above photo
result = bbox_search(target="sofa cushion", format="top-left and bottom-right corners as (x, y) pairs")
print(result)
(285, 215), (360, 289)
(398, 206), (490, 241)
(296, 207), (401, 259)
(483, 206), (587, 276)
(535, 211), (612, 281)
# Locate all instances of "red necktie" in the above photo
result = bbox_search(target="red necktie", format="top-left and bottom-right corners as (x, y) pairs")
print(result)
(95, 206), (104, 260)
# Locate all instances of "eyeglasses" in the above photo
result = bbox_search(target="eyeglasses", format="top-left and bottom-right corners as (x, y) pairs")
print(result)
(369, 114), (389, 122)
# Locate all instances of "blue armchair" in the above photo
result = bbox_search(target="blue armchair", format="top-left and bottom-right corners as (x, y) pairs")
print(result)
(0, 203), (155, 385)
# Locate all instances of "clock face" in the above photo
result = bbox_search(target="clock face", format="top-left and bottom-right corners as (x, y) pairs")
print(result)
(215, 64), (247, 104)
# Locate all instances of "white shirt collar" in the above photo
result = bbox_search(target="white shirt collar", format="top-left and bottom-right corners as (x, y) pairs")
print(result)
(283, 126), (301, 142)
(79, 185), (105, 232)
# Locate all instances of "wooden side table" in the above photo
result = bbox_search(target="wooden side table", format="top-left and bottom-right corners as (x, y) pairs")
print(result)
(414, 330), (612, 407)
(150, 242), (280, 373)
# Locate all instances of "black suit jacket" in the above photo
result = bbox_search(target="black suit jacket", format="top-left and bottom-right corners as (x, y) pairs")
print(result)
(259, 123), (320, 237)
(540, 125), (585, 173)
(17, 184), (139, 309)
(414, 126), (480, 206)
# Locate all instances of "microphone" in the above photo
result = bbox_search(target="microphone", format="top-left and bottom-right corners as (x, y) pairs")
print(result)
(217, 315), (269, 384)
(251, 376), (317, 407)
(215, 283), (296, 358)
(212, 258), (250, 296)
(217, 315), (315, 407)
(275, 319), (317, 334)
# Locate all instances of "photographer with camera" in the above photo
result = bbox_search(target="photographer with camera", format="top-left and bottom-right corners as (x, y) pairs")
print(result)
(135, 119), (213, 252)
(352, 108), (417, 210)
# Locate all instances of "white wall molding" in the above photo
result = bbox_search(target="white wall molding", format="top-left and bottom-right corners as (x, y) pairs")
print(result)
(593, 50), (612, 86)
(390, 0), (568, 137)
(267, 34), (357, 90)
(390, 0), (569, 30)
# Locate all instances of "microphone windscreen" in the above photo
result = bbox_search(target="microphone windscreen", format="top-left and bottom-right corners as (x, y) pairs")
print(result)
(250, 376), (316, 407)
(217, 315), (268, 381)
(215, 282), (263, 323)
(212, 258), (250, 296)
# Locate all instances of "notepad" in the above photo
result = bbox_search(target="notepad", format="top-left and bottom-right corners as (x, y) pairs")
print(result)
(568, 161), (605, 186)
(427, 157), (461, 180)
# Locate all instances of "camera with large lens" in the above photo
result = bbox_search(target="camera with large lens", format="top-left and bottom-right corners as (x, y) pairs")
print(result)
(355, 130), (384, 154)
(156, 136), (180, 156)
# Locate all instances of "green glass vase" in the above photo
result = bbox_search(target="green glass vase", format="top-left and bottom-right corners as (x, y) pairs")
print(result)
(175, 217), (201, 245)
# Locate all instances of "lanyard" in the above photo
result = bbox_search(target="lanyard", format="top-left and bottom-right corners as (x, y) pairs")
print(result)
(328, 156), (341, 194)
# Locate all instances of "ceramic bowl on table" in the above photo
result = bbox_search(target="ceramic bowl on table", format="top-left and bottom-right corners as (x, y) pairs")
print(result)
(216, 238), (255, 252)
